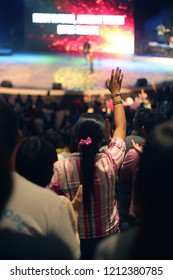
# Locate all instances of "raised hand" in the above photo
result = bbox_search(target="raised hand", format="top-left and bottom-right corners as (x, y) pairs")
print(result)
(131, 139), (144, 155)
(71, 184), (83, 213)
(106, 67), (124, 96)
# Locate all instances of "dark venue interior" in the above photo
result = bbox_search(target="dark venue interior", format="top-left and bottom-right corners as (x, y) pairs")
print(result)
(1, 0), (173, 264)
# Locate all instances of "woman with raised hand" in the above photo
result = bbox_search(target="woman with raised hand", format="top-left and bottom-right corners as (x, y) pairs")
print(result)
(48, 67), (126, 259)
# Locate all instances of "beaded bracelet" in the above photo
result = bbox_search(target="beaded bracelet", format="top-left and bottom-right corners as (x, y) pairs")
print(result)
(113, 100), (123, 105)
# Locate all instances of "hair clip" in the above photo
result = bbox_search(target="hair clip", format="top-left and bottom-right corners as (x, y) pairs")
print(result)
(79, 137), (92, 146)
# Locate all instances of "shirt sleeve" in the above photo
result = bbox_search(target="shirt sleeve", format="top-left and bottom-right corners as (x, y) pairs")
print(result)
(46, 161), (62, 193)
(121, 148), (140, 175)
(105, 137), (126, 173)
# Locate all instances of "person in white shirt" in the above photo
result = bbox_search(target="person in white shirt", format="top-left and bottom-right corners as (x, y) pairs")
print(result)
(0, 100), (80, 259)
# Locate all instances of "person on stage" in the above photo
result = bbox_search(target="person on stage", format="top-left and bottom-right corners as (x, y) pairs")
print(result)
(156, 23), (170, 44)
(83, 39), (91, 60)
(88, 49), (94, 73)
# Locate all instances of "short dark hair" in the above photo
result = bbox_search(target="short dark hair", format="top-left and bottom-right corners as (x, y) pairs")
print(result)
(133, 108), (151, 129)
(16, 136), (57, 187)
(143, 110), (165, 136)
(0, 135), (12, 216)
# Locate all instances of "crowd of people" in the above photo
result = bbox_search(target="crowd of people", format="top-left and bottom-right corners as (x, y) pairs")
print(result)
(1, 66), (173, 260)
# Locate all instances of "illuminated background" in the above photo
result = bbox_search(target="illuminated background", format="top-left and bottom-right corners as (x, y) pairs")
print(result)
(0, 0), (173, 56)
(24, 0), (134, 55)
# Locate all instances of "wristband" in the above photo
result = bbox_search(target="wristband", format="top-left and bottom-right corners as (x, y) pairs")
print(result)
(113, 100), (123, 105)
(112, 93), (121, 98)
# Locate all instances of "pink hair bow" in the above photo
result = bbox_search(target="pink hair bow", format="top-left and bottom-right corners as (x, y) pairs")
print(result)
(79, 137), (92, 146)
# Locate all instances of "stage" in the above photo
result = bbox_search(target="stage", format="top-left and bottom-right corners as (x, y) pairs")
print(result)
(0, 52), (173, 96)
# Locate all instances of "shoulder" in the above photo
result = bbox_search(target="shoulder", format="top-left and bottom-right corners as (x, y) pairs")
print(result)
(54, 153), (80, 166)
(104, 137), (126, 154)
(95, 227), (138, 260)
(0, 229), (74, 260)
(125, 148), (139, 160)
(12, 172), (65, 208)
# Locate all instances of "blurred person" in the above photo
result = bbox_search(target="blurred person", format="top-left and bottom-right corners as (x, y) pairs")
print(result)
(16, 135), (82, 245)
(138, 88), (151, 109)
(117, 110), (165, 231)
(88, 49), (94, 73)
(0, 100), (80, 259)
(156, 23), (170, 44)
(41, 128), (60, 158)
(124, 108), (151, 154)
(83, 39), (91, 61)
(0, 134), (74, 260)
(16, 136), (57, 188)
(95, 120), (173, 259)
(57, 124), (77, 160)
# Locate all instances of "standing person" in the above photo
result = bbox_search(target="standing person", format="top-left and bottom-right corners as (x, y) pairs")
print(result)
(0, 100), (80, 259)
(95, 120), (173, 260)
(117, 110), (165, 231)
(16, 135), (82, 245)
(88, 50), (94, 73)
(48, 67), (126, 259)
(0, 134), (74, 260)
(83, 39), (91, 61)
(124, 108), (151, 154)
(156, 23), (170, 44)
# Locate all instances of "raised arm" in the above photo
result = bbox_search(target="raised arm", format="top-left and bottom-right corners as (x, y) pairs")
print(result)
(106, 67), (126, 141)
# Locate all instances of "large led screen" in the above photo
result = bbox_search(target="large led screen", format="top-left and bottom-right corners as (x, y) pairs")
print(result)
(24, 0), (134, 54)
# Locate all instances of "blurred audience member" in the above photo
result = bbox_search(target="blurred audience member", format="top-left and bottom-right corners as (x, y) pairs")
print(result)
(95, 120), (173, 260)
(0, 100), (80, 259)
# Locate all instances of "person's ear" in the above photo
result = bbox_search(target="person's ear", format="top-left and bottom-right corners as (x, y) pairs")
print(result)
(16, 129), (23, 147)
(142, 126), (147, 138)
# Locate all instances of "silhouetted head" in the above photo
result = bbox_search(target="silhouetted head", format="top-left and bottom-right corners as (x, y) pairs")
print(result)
(41, 129), (60, 150)
(0, 101), (19, 157)
(0, 134), (12, 217)
(135, 120), (173, 226)
(16, 136), (57, 187)
(142, 110), (166, 136)
(133, 108), (151, 136)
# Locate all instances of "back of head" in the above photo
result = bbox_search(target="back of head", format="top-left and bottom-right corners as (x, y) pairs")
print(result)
(75, 113), (105, 212)
(16, 136), (57, 187)
(133, 108), (151, 135)
(41, 129), (60, 150)
(135, 120), (173, 226)
(0, 101), (19, 157)
(143, 110), (166, 136)
(75, 113), (105, 146)
(0, 134), (12, 217)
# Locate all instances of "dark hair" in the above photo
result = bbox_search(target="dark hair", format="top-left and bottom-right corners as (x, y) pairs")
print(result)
(133, 108), (151, 135)
(0, 136), (12, 217)
(41, 129), (60, 150)
(16, 136), (57, 187)
(0, 101), (18, 215)
(0, 101), (19, 156)
(135, 120), (173, 226)
(142, 110), (166, 136)
(75, 113), (105, 211)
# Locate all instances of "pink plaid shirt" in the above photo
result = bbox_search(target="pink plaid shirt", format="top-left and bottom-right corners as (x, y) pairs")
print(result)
(48, 137), (126, 239)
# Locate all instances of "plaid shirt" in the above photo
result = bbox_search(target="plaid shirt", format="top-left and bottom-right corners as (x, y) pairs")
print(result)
(48, 137), (126, 239)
